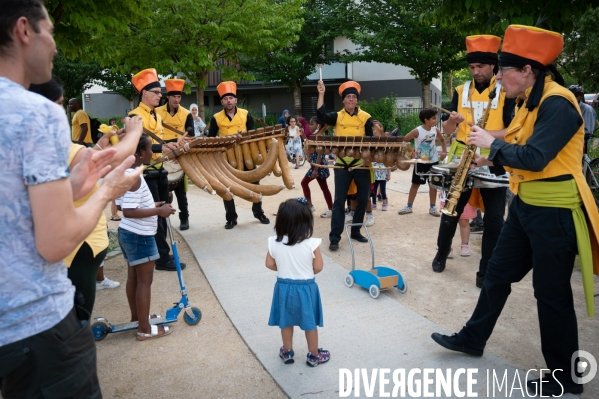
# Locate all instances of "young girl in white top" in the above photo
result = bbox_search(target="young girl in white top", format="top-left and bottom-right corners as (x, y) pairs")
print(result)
(266, 198), (330, 367)
(117, 135), (177, 340)
(286, 116), (304, 169)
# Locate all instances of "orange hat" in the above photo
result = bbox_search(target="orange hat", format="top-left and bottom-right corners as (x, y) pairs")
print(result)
(465, 35), (500, 64)
(499, 25), (563, 68)
(217, 81), (237, 99)
(132, 68), (160, 93)
(164, 79), (185, 95)
(339, 81), (361, 99)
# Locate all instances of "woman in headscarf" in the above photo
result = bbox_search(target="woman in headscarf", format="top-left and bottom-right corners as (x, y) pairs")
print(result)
(277, 109), (290, 128)
(190, 103), (207, 136)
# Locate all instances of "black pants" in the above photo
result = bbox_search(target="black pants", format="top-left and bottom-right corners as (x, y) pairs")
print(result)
(223, 180), (264, 222)
(437, 185), (507, 276)
(144, 172), (171, 264)
(173, 177), (189, 221)
(458, 195), (579, 385)
(330, 168), (371, 242)
(67, 242), (108, 315)
(372, 180), (387, 203)
(0, 306), (101, 398)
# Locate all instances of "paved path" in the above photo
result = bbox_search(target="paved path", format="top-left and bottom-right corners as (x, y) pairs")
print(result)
(179, 191), (578, 399)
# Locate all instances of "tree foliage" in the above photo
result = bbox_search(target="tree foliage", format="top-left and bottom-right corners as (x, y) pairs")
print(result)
(98, 0), (303, 118)
(346, 0), (465, 107)
(241, 0), (347, 115)
(51, 49), (103, 104)
(558, 6), (599, 92)
(428, 0), (599, 35)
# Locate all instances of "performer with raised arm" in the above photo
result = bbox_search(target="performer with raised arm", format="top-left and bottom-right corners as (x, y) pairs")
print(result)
(432, 35), (516, 288)
(432, 25), (599, 397)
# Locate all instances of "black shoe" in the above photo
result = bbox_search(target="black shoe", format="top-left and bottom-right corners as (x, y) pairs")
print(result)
(377, 194), (382, 201)
(526, 375), (583, 396)
(329, 241), (339, 250)
(180, 219), (189, 230)
(225, 220), (237, 229)
(432, 250), (450, 273)
(470, 225), (484, 233)
(155, 259), (186, 271)
(255, 213), (270, 224)
(476, 272), (484, 288)
(431, 333), (483, 357)
(350, 233), (369, 243)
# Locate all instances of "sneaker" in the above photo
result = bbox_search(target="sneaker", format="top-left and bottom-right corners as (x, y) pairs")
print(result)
(377, 194), (382, 201)
(470, 225), (484, 233)
(320, 210), (332, 218)
(398, 205), (412, 215)
(306, 348), (330, 367)
(345, 211), (354, 223)
(460, 243), (470, 257)
(372, 202), (377, 209)
(431, 333), (483, 356)
(381, 203), (388, 211)
(365, 213), (374, 226)
(310, 205), (316, 212)
(447, 247), (454, 259)
(279, 346), (294, 364)
(96, 277), (120, 290)
(429, 206), (441, 217)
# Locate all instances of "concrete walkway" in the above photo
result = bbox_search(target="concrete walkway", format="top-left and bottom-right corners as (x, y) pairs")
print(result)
(179, 191), (578, 399)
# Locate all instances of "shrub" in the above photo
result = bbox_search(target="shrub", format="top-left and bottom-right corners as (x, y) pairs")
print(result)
(358, 94), (399, 132)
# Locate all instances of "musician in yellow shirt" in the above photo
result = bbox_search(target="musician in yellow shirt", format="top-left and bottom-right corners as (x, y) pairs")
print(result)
(69, 98), (91, 144)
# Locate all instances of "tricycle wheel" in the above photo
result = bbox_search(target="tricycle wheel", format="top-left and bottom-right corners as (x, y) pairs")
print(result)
(91, 321), (109, 341)
(398, 280), (408, 293)
(345, 274), (354, 288)
(369, 284), (380, 299)
(184, 307), (202, 326)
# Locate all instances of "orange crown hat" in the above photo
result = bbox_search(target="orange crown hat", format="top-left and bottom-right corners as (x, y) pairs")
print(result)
(131, 68), (160, 93)
(339, 81), (361, 99)
(465, 35), (500, 64)
(217, 81), (237, 99)
(164, 79), (185, 95)
(499, 25), (565, 111)
(500, 25), (563, 68)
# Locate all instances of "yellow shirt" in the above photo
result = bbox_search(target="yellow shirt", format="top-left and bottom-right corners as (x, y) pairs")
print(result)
(63, 144), (109, 267)
(155, 104), (190, 140)
(71, 109), (92, 143)
(214, 108), (249, 136)
(129, 102), (164, 160)
(334, 107), (371, 167)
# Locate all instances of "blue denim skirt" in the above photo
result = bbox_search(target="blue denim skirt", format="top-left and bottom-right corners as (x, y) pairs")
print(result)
(117, 228), (160, 266)
(268, 278), (323, 331)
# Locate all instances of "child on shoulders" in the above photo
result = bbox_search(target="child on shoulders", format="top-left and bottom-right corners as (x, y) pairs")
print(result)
(266, 198), (330, 367)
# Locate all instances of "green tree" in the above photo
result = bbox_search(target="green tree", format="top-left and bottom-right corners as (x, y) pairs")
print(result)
(558, 7), (599, 92)
(428, 0), (599, 35)
(51, 49), (103, 106)
(241, 0), (349, 116)
(346, 0), (464, 108)
(100, 0), (304, 120)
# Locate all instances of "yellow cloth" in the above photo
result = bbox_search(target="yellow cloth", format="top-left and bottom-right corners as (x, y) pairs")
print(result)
(129, 102), (164, 161)
(518, 180), (596, 317)
(214, 108), (248, 136)
(155, 104), (190, 140)
(63, 144), (109, 267)
(71, 109), (92, 143)
(334, 107), (371, 167)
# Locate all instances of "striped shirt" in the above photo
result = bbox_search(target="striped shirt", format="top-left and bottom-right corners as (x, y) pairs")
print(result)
(117, 169), (157, 235)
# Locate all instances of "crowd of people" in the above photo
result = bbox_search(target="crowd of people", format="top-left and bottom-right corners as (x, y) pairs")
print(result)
(2, 0), (599, 396)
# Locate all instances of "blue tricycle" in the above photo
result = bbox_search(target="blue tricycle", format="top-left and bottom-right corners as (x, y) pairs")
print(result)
(344, 223), (407, 299)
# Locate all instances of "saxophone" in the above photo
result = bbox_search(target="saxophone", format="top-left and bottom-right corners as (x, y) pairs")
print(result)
(441, 87), (497, 216)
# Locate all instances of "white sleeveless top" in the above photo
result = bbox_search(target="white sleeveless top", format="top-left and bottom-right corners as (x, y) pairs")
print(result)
(414, 125), (439, 163)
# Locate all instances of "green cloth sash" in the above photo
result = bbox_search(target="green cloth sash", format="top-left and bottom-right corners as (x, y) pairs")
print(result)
(447, 140), (490, 163)
(519, 180), (594, 317)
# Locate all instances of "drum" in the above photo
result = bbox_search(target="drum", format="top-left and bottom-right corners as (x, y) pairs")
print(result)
(427, 162), (460, 191)
(164, 161), (184, 191)
(470, 172), (509, 189)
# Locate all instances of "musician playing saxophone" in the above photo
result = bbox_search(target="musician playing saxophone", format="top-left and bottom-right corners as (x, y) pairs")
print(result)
(431, 35), (516, 289)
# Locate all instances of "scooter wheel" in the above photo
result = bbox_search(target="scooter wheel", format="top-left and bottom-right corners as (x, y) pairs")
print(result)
(91, 321), (109, 341)
(184, 307), (202, 326)
(369, 284), (380, 299)
(345, 274), (354, 288)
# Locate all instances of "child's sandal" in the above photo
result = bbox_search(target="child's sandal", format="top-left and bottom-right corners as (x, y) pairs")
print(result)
(136, 324), (173, 341)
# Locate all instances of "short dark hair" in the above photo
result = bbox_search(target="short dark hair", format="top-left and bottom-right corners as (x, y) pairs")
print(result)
(274, 198), (314, 246)
(136, 134), (152, 155)
(29, 76), (62, 102)
(309, 116), (318, 124)
(0, 0), (46, 56)
(419, 108), (437, 123)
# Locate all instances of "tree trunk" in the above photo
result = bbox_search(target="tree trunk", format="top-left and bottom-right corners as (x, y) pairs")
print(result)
(293, 82), (302, 116)
(196, 86), (205, 121)
(422, 83), (431, 108)
(445, 74), (453, 98)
